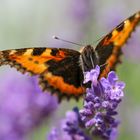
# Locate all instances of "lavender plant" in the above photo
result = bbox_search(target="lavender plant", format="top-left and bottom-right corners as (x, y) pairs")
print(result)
(48, 65), (125, 140)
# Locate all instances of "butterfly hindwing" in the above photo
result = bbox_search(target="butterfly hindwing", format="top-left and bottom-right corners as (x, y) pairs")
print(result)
(95, 11), (140, 78)
(38, 48), (85, 100)
(0, 47), (85, 100)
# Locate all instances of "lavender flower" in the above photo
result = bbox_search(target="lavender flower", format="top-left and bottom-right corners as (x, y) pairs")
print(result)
(80, 67), (125, 140)
(0, 69), (58, 140)
(48, 66), (125, 140)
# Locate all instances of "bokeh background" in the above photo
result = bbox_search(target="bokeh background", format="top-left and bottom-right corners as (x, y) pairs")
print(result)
(0, 0), (140, 140)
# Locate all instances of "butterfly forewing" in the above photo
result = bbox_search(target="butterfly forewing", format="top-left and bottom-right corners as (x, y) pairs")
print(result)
(95, 11), (140, 78)
(0, 47), (85, 100)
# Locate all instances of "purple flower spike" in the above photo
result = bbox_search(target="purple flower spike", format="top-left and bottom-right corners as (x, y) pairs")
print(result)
(48, 65), (125, 140)
(80, 66), (125, 139)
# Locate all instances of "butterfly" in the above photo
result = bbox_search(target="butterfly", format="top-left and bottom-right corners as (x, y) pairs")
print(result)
(0, 11), (140, 101)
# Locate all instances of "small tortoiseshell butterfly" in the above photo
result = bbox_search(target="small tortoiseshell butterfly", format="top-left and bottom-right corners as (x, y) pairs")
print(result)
(0, 11), (140, 101)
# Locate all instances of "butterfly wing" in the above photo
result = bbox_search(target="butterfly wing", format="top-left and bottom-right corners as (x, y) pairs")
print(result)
(0, 48), (85, 100)
(95, 11), (140, 78)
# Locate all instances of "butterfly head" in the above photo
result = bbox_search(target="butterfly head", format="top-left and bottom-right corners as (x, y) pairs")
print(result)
(80, 45), (99, 72)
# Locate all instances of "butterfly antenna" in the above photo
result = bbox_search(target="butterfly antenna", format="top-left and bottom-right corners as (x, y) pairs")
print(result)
(52, 36), (83, 46)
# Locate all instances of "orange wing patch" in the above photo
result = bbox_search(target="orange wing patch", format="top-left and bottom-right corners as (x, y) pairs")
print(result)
(0, 48), (67, 75)
(96, 11), (140, 78)
(39, 72), (85, 99)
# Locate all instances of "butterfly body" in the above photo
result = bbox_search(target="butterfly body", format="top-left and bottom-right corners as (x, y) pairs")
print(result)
(0, 11), (140, 101)
(80, 45), (99, 72)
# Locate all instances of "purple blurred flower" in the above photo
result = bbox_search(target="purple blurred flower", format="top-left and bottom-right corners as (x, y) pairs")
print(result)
(0, 69), (58, 140)
(54, 0), (92, 46)
(48, 66), (125, 140)
(123, 30), (140, 62)
(70, 0), (91, 22)
(48, 108), (89, 140)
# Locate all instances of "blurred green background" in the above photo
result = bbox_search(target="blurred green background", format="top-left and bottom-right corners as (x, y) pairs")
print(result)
(0, 0), (140, 140)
